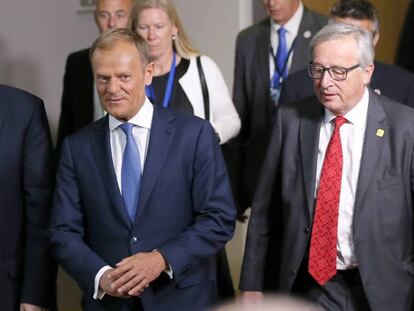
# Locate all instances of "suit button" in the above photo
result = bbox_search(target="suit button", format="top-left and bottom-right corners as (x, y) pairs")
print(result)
(304, 227), (310, 233)
(130, 237), (138, 243)
(292, 268), (297, 275)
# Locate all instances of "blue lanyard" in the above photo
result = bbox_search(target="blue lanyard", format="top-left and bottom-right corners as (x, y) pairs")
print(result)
(271, 37), (296, 87)
(145, 52), (176, 108)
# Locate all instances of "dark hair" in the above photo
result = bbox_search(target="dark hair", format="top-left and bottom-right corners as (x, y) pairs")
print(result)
(330, 0), (379, 36)
(90, 28), (152, 66)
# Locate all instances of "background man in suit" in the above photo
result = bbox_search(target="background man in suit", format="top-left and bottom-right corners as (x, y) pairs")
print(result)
(56, 0), (133, 152)
(50, 29), (236, 311)
(240, 23), (414, 310)
(0, 85), (56, 310)
(280, 0), (414, 109)
(223, 0), (327, 218)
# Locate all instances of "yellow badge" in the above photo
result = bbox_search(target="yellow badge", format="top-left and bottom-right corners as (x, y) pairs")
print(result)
(376, 129), (384, 137)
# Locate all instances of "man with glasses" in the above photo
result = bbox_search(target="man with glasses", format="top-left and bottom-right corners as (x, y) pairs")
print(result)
(279, 0), (414, 108)
(240, 23), (414, 311)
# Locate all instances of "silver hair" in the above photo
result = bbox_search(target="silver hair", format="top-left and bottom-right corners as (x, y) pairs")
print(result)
(309, 23), (374, 69)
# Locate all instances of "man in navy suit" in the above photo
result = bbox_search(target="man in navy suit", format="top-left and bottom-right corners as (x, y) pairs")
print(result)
(0, 85), (56, 310)
(280, 0), (414, 108)
(223, 0), (327, 219)
(50, 29), (236, 311)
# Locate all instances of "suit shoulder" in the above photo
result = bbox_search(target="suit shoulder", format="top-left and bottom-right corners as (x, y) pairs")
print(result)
(157, 105), (207, 127)
(303, 6), (328, 27)
(0, 84), (43, 108)
(236, 18), (268, 45)
(378, 94), (414, 117)
(66, 48), (90, 63)
(374, 61), (414, 81)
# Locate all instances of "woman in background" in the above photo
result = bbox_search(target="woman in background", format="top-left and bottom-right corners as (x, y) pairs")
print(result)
(130, 0), (240, 145)
(130, 0), (239, 301)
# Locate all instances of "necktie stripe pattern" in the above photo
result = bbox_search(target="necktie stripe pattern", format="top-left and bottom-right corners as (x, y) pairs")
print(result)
(308, 116), (347, 286)
(119, 123), (142, 222)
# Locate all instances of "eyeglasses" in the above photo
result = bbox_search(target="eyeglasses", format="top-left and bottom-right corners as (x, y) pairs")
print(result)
(307, 63), (360, 81)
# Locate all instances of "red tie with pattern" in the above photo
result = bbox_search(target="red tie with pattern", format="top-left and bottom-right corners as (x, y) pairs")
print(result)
(308, 116), (347, 286)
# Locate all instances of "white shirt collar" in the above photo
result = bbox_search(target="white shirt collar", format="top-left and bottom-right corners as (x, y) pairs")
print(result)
(109, 97), (153, 131)
(324, 87), (370, 126)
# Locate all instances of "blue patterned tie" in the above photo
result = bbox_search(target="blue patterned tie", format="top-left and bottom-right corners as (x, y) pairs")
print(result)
(271, 26), (288, 102)
(119, 123), (142, 222)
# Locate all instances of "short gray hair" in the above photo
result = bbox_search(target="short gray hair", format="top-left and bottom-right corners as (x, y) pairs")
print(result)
(309, 23), (374, 68)
(90, 28), (152, 67)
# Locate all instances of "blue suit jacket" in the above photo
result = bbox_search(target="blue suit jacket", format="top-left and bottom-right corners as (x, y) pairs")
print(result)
(0, 85), (56, 309)
(50, 105), (236, 311)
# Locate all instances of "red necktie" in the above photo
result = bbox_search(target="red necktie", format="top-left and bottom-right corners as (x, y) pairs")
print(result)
(308, 116), (347, 286)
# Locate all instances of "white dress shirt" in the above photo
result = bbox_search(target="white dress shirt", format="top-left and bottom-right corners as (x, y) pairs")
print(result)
(314, 88), (369, 270)
(269, 2), (304, 79)
(93, 98), (153, 299)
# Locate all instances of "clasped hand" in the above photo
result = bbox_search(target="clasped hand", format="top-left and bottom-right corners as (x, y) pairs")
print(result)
(99, 251), (168, 298)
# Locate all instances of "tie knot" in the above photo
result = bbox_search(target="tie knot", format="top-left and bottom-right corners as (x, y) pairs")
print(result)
(278, 26), (287, 36)
(119, 122), (135, 137)
(334, 116), (347, 128)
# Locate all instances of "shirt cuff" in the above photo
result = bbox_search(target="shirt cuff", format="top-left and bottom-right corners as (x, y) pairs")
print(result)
(93, 265), (112, 300)
(153, 249), (173, 279)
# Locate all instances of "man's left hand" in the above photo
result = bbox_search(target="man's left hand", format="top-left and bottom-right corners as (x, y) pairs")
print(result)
(20, 303), (48, 311)
(110, 251), (168, 296)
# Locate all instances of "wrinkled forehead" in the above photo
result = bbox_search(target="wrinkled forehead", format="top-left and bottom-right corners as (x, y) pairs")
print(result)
(96, 0), (133, 12)
(312, 36), (359, 64)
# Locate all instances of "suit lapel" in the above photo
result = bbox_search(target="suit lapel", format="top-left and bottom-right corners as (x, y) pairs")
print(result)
(300, 99), (324, 219)
(257, 19), (271, 107)
(354, 91), (387, 209)
(135, 106), (175, 221)
(91, 116), (132, 228)
(290, 8), (315, 74)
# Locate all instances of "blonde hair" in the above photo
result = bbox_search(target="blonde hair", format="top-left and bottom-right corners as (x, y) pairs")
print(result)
(130, 0), (199, 58)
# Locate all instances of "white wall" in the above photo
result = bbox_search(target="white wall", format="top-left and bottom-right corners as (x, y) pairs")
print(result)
(0, 0), (98, 142)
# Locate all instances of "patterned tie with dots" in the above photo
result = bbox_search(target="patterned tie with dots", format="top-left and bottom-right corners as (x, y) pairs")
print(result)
(308, 116), (347, 286)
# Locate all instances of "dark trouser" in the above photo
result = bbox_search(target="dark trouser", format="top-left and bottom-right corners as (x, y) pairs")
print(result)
(133, 298), (144, 311)
(292, 263), (371, 311)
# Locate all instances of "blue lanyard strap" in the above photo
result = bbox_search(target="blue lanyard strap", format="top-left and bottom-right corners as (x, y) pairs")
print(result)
(145, 52), (176, 108)
(271, 37), (297, 87)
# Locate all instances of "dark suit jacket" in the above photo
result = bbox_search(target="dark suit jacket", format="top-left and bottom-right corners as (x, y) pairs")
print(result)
(396, 0), (414, 73)
(56, 48), (94, 152)
(0, 85), (56, 309)
(280, 61), (414, 108)
(240, 90), (414, 311)
(223, 8), (327, 217)
(50, 105), (236, 311)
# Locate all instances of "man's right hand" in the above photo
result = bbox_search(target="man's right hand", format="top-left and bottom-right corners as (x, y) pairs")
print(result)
(99, 269), (130, 298)
(240, 291), (264, 305)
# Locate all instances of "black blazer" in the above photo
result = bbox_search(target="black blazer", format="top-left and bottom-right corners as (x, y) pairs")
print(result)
(280, 61), (414, 108)
(223, 8), (327, 216)
(240, 91), (414, 310)
(0, 85), (56, 309)
(56, 48), (94, 152)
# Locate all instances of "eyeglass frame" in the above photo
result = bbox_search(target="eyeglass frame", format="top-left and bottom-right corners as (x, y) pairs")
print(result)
(307, 62), (360, 81)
